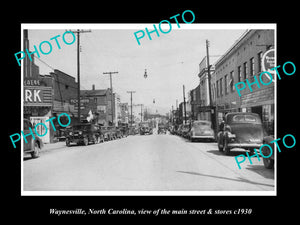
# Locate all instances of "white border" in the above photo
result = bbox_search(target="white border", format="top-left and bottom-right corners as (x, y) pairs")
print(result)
(21, 23), (277, 196)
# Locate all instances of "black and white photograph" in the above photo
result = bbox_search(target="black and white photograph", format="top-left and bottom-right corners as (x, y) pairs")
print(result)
(5, 3), (299, 220)
(20, 24), (276, 195)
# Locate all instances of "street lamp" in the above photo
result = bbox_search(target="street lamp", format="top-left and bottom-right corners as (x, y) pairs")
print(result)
(144, 69), (148, 79)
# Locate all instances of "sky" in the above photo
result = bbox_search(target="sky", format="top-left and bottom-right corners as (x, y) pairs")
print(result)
(26, 24), (247, 115)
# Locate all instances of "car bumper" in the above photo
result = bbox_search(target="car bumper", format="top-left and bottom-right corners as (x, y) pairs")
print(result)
(67, 137), (83, 143)
(228, 143), (262, 148)
(191, 135), (215, 139)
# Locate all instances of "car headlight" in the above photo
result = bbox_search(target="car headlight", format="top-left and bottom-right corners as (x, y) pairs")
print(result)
(78, 131), (83, 135)
(69, 132), (73, 135)
(228, 133), (236, 141)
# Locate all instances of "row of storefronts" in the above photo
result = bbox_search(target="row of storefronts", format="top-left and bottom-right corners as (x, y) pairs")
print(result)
(174, 29), (275, 135)
(23, 30), (119, 143)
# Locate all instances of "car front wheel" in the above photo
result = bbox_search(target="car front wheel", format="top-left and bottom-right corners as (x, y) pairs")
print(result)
(263, 158), (274, 169)
(217, 137), (223, 152)
(223, 138), (230, 155)
(83, 137), (89, 146)
(31, 142), (40, 158)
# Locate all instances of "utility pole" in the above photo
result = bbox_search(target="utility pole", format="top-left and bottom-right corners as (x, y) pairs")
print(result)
(103, 71), (118, 126)
(127, 91), (136, 127)
(206, 39), (215, 132)
(183, 85), (187, 124)
(69, 29), (91, 123)
(134, 104), (144, 122)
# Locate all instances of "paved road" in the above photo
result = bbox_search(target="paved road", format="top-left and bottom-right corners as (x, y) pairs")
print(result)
(23, 134), (274, 192)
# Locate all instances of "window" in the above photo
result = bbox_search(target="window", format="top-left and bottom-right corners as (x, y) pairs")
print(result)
(258, 51), (263, 72)
(230, 71), (234, 92)
(212, 83), (216, 100)
(220, 78), (223, 96)
(224, 74), (228, 95)
(244, 62), (248, 79)
(216, 80), (219, 98)
(250, 57), (255, 76)
(238, 66), (242, 82)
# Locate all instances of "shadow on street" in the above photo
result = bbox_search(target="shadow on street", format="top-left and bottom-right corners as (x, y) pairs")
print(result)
(176, 170), (274, 188)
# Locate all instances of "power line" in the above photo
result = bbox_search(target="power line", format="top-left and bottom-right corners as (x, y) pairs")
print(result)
(34, 56), (55, 71)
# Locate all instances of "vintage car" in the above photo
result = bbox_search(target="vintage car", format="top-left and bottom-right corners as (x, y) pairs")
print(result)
(140, 123), (153, 135)
(178, 124), (185, 136)
(119, 123), (129, 137)
(65, 123), (102, 146)
(217, 112), (265, 155)
(261, 135), (275, 169)
(188, 120), (215, 142)
(23, 119), (43, 158)
(181, 124), (191, 138)
(107, 126), (117, 140)
(158, 126), (166, 134)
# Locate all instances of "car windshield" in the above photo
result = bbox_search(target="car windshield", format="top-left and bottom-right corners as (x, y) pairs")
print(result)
(193, 121), (211, 128)
(230, 114), (261, 124)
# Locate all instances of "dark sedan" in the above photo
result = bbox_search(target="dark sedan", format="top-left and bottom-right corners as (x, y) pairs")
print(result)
(23, 119), (43, 158)
(217, 112), (265, 155)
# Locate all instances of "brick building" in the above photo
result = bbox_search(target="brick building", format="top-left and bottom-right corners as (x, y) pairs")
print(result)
(189, 84), (200, 120)
(212, 29), (275, 134)
(23, 30), (79, 143)
(80, 85), (117, 126)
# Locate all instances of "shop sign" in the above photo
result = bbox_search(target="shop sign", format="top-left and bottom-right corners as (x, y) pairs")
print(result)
(24, 79), (41, 86)
(262, 49), (275, 73)
(24, 86), (52, 106)
(69, 98), (90, 105)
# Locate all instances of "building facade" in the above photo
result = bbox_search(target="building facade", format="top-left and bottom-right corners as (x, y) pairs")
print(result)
(80, 85), (118, 126)
(212, 29), (275, 134)
(189, 84), (201, 120)
(23, 30), (53, 143)
(197, 56), (217, 121)
(23, 30), (80, 143)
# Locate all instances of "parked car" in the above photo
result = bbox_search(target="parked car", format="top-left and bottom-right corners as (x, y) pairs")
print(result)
(119, 123), (129, 137)
(217, 112), (265, 155)
(65, 123), (102, 146)
(188, 120), (215, 142)
(261, 135), (275, 169)
(158, 126), (166, 134)
(99, 126), (114, 141)
(181, 124), (191, 138)
(140, 123), (153, 135)
(176, 124), (183, 136)
(23, 119), (43, 158)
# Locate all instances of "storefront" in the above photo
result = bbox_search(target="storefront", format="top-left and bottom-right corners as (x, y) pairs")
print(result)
(24, 82), (53, 143)
(241, 86), (274, 135)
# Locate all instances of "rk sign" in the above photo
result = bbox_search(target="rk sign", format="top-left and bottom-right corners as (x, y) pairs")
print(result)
(24, 87), (52, 106)
(25, 89), (41, 102)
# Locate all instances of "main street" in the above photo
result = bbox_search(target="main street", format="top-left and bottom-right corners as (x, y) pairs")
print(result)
(23, 133), (274, 192)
